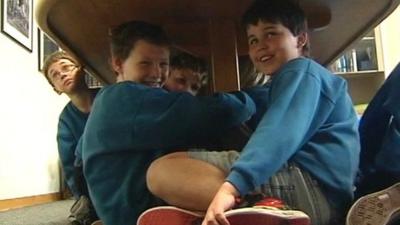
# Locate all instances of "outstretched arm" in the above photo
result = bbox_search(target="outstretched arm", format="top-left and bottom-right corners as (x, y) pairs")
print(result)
(85, 82), (256, 153)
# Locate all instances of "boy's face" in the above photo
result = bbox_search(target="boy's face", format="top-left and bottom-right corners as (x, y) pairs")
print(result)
(247, 20), (307, 75)
(112, 40), (169, 87)
(47, 59), (83, 94)
(164, 68), (202, 95)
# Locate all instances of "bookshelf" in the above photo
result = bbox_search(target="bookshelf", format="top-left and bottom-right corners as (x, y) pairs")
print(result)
(330, 28), (383, 73)
(85, 74), (103, 88)
(330, 28), (385, 106)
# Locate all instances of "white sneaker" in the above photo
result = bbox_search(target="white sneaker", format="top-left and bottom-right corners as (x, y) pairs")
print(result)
(346, 182), (400, 225)
(225, 207), (310, 225)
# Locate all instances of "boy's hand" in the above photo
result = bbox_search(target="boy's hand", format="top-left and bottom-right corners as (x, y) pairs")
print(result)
(201, 182), (239, 225)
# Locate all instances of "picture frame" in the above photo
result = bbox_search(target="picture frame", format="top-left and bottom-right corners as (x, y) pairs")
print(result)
(85, 73), (103, 89)
(1, 0), (33, 51)
(38, 29), (60, 71)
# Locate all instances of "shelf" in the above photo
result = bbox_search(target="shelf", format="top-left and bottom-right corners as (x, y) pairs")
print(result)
(338, 71), (385, 105)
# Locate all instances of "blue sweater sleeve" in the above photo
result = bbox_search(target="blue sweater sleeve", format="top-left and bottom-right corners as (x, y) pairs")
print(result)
(374, 63), (400, 175)
(57, 101), (91, 198)
(375, 117), (400, 175)
(57, 116), (80, 198)
(227, 61), (324, 195)
(83, 82), (256, 156)
(359, 63), (400, 177)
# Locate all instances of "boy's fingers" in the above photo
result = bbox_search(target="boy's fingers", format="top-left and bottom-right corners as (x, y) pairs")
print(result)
(215, 212), (230, 225)
(202, 210), (228, 225)
(202, 215), (217, 225)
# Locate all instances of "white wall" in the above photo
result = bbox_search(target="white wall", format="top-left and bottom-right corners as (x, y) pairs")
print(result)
(380, 5), (400, 75)
(0, 25), (68, 199)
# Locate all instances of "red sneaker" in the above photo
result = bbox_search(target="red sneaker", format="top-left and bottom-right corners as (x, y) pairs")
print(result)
(226, 207), (310, 225)
(253, 197), (290, 210)
(137, 206), (203, 225)
(137, 205), (310, 225)
(225, 197), (309, 225)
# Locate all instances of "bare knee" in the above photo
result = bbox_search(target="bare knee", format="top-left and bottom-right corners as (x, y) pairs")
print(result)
(156, 151), (188, 160)
(146, 152), (189, 197)
(146, 157), (165, 196)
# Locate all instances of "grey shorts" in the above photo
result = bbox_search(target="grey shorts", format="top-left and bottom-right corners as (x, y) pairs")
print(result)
(188, 150), (342, 225)
(188, 150), (239, 173)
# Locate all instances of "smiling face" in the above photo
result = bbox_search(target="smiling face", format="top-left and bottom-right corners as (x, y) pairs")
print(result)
(47, 58), (84, 94)
(112, 40), (170, 87)
(247, 20), (307, 76)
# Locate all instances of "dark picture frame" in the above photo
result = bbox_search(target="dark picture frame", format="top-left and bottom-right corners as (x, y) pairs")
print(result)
(38, 29), (60, 71)
(1, 0), (33, 51)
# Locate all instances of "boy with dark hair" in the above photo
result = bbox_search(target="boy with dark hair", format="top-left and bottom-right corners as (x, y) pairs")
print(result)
(164, 52), (208, 96)
(42, 51), (98, 225)
(205, 0), (359, 223)
(142, 1), (360, 225)
(108, 20), (171, 85)
(80, 20), (256, 225)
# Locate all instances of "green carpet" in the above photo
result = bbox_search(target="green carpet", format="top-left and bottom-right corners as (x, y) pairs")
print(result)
(0, 200), (74, 225)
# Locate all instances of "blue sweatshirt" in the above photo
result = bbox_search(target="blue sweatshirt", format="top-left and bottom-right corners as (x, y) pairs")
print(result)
(81, 81), (255, 225)
(57, 102), (89, 198)
(227, 58), (360, 209)
(57, 88), (99, 198)
(358, 62), (400, 179)
(243, 84), (271, 131)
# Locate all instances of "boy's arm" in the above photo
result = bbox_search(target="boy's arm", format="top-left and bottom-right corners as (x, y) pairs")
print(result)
(227, 67), (322, 195)
(84, 83), (255, 153)
(375, 73), (400, 173)
(135, 89), (256, 149)
(57, 119), (80, 198)
(375, 118), (400, 173)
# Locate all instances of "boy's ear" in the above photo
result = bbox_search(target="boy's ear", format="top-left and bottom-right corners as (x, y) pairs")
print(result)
(111, 56), (123, 75)
(297, 32), (308, 49)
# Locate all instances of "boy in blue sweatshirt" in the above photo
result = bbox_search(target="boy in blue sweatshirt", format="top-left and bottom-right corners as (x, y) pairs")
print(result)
(355, 62), (400, 198)
(42, 51), (99, 224)
(203, 0), (360, 223)
(80, 20), (255, 225)
(144, 1), (360, 225)
(346, 63), (400, 225)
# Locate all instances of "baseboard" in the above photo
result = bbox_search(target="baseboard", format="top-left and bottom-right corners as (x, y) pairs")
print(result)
(0, 192), (62, 211)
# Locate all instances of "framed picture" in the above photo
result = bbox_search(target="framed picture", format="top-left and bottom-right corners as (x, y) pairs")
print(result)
(85, 74), (103, 88)
(1, 0), (33, 51)
(38, 29), (61, 71)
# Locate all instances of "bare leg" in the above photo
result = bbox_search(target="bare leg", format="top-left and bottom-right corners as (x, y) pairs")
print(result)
(146, 152), (226, 211)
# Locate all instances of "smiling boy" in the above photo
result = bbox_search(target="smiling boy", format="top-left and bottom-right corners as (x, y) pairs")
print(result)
(203, 1), (360, 224)
(80, 20), (255, 225)
(141, 1), (360, 225)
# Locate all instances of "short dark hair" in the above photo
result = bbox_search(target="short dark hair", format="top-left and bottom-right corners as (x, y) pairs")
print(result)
(170, 52), (208, 87)
(109, 20), (171, 61)
(242, 0), (310, 56)
(170, 52), (206, 74)
(42, 51), (80, 87)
